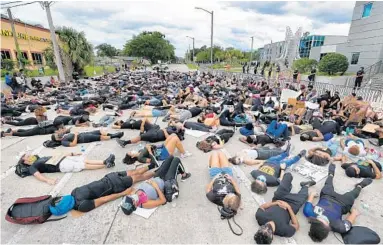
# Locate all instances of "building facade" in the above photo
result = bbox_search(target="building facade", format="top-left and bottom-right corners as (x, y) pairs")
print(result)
(1, 16), (52, 69)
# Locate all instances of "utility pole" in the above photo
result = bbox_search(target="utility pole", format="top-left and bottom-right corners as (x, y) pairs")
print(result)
(250, 36), (254, 63)
(195, 7), (214, 65)
(186, 36), (195, 62)
(41, 1), (65, 83)
(7, 8), (22, 68)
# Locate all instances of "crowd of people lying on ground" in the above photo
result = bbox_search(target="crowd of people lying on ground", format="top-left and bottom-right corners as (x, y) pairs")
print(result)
(1, 68), (382, 243)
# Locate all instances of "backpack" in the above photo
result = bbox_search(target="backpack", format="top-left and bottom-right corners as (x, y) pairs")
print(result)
(341, 226), (380, 244)
(217, 206), (243, 236)
(43, 140), (61, 148)
(5, 195), (66, 225)
(164, 179), (179, 202)
(15, 163), (31, 178)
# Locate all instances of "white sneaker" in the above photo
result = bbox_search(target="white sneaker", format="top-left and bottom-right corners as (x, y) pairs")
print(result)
(181, 151), (192, 158)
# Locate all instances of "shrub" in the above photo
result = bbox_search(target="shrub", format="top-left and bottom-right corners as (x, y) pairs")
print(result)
(318, 53), (349, 75)
(1, 59), (15, 71)
(293, 58), (318, 73)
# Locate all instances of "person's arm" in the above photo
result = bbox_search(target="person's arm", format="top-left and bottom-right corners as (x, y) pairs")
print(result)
(211, 142), (223, 149)
(340, 138), (346, 149)
(303, 192), (318, 218)
(278, 163), (286, 181)
(308, 147), (321, 157)
(312, 129), (324, 141)
(33, 172), (57, 185)
(290, 124), (296, 136)
(141, 181), (167, 209)
(225, 174), (241, 195)
(345, 208), (360, 225)
(162, 128), (169, 139)
(284, 201), (299, 231)
(368, 159), (382, 179)
(243, 159), (265, 166)
(259, 201), (278, 211)
(69, 132), (79, 147)
(64, 152), (81, 156)
(140, 118), (147, 133)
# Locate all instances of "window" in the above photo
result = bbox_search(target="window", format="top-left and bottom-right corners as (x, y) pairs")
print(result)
(320, 53), (328, 60)
(351, 52), (360, 65)
(31, 53), (43, 64)
(16, 51), (29, 60)
(362, 2), (373, 18)
(1, 50), (11, 60)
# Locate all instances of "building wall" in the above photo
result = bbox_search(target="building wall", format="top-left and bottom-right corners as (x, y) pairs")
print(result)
(260, 41), (285, 63)
(343, 1), (383, 72)
(1, 18), (52, 69)
(323, 36), (348, 45)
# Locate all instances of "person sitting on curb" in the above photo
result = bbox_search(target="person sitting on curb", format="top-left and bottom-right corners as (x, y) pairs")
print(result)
(250, 150), (306, 194)
(303, 163), (373, 242)
(254, 173), (316, 244)
(206, 151), (241, 212)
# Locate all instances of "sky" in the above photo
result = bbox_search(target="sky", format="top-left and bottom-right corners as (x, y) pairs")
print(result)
(2, 1), (356, 57)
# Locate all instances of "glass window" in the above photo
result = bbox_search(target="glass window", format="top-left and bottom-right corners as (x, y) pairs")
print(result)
(351, 52), (360, 65)
(362, 2), (373, 18)
(31, 53), (43, 64)
(1, 50), (11, 60)
(16, 51), (28, 60)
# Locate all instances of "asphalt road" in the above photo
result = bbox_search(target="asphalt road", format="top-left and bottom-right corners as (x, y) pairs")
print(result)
(1, 69), (382, 244)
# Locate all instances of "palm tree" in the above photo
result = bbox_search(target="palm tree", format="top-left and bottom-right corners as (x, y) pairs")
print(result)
(55, 27), (94, 74)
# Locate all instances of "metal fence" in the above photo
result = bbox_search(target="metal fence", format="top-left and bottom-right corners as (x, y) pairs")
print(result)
(199, 68), (383, 109)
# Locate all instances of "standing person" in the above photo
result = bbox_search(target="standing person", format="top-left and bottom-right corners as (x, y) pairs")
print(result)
(254, 65), (258, 75)
(353, 67), (364, 91)
(292, 70), (299, 83)
(268, 66), (272, 79)
(247, 64), (250, 74)
(308, 68), (316, 84)
(243, 63), (247, 73)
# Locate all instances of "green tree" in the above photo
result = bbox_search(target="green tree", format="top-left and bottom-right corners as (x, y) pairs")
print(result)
(55, 26), (94, 74)
(293, 58), (318, 73)
(318, 53), (349, 75)
(95, 43), (119, 58)
(1, 59), (14, 71)
(196, 50), (209, 62)
(123, 31), (175, 63)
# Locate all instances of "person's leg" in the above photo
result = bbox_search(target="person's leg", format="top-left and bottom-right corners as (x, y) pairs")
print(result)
(84, 163), (105, 170)
(272, 123), (288, 138)
(280, 153), (301, 168)
(164, 157), (183, 180)
(217, 151), (229, 168)
(256, 147), (285, 160)
(154, 155), (174, 179)
(12, 127), (40, 137)
(164, 134), (185, 155)
(338, 187), (361, 214)
(272, 172), (293, 201)
(320, 175), (335, 198)
(266, 151), (288, 164)
(209, 151), (220, 168)
(266, 120), (277, 136)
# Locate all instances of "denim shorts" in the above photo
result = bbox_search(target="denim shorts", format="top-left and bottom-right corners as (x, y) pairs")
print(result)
(159, 146), (170, 161)
(152, 109), (167, 117)
(209, 167), (233, 179)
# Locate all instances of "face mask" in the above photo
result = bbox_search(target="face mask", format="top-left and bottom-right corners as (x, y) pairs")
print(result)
(257, 175), (267, 183)
(137, 191), (148, 206)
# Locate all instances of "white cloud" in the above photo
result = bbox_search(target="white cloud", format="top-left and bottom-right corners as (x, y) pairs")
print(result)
(3, 1), (354, 57)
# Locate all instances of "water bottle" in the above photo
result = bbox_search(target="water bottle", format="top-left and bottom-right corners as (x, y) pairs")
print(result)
(81, 145), (85, 153)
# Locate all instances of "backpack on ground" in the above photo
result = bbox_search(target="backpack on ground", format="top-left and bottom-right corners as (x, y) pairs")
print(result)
(5, 195), (66, 225)
(341, 226), (380, 244)
(164, 179), (179, 202)
(43, 140), (61, 148)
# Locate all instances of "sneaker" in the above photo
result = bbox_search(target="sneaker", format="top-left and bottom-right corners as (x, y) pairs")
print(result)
(298, 150), (307, 158)
(181, 172), (191, 181)
(300, 180), (316, 187)
(181, 151), (192, 158)
(1, 131), (4, 138)
(356, 178), (372, 189)
(104, 154), (115, 168)
(116, 139), (127, 148)
(114, 132), (124, 138)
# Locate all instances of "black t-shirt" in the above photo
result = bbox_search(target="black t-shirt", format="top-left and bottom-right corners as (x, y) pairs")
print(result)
(206, 135), (220, 144)
(341, 161), (381, 179)
(61, 133), (75, 147)
(293, 72), (298, 79)
(206, 176), (236, 206)
(317, 148), (332, 156)
(256, 206), (296, 237)
(72, 116), (88, 125)
(318, 121), (338, 134)
(356, 70), (364, 81)
(250, 163), (281, 186)
(28, 156), (60, 175)
(189, 107), (202, 117)
(54, 116), (73, 125)
(121, 119), (142, 129)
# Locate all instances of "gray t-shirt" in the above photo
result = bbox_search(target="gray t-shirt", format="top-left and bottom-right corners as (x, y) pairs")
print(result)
(137, 177), (164, 200)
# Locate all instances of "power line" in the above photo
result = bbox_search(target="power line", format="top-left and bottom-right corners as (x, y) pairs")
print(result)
(0, 1), (38, 10)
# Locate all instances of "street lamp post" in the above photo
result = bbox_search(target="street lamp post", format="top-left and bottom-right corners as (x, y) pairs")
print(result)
(195, 7), (213, 65)
(250, 36), (254, 64)
(186, 36), (195, 62)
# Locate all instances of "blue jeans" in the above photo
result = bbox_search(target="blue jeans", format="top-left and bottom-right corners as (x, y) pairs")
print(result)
(266, 152), (300, 167)
(325, 140), (339, 156)
(266, 120), (287, 138)
(99, 115), (115, 125)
